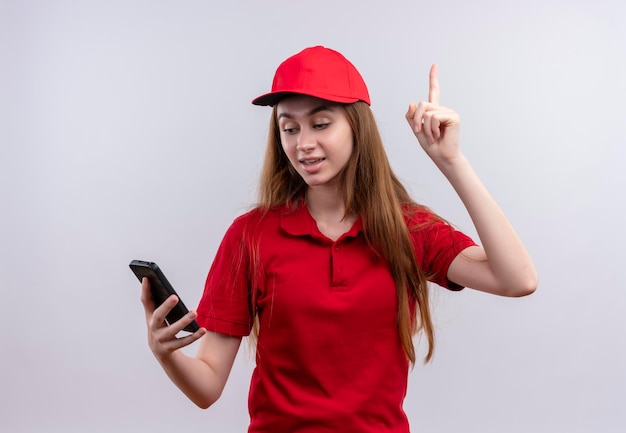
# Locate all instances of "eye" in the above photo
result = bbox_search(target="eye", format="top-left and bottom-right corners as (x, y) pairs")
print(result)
(281, 122), (299, 135)
(282, 127), (298, 135)
(313, 123), (330, 130)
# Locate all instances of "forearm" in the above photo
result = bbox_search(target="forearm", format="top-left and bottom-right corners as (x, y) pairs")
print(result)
(156, 349), (226, 409)
(438, 154), (537, 296)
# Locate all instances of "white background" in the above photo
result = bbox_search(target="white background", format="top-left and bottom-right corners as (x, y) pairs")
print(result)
(2, 1), (625, 432)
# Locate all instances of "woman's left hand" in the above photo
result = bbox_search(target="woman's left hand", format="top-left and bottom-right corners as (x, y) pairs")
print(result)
(405, 66), (538, 297)
(405, 64), (462, 166)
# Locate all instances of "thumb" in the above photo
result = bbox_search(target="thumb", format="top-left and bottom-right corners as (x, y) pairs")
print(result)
(405, 102), (421, 133)
(140, 277), (156, 317)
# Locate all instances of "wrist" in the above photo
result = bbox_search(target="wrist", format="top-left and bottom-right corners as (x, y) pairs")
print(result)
(155, 346), (182, 366)
(433, 153), (469, 175)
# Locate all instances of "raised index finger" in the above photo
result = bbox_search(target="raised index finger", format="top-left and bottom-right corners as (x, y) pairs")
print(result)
(428, 64), (440, 106)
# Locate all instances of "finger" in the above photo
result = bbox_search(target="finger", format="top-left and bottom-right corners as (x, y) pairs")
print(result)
(171, 327), (207, 349)
(153, 311), (204, 350)
(430, 114), (441, 142)
(416, 101), (434, 140)
(140, 277), (156, 317)
(150, 294), (179, 330)
(168, 309), (201, 335)
(428, 64), (440, 106)
(428, 108), (460, 143)
(405, 102), (417, 122)
(160, 327), (207, 353)
(422, 112), (435, 144)
(405, 102), (420, 133)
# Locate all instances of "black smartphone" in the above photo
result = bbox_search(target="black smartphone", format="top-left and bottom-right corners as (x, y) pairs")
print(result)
(129, 260), (200, 333)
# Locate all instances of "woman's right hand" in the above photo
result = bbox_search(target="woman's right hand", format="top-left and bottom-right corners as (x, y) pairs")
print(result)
(140, 277), (206, 361)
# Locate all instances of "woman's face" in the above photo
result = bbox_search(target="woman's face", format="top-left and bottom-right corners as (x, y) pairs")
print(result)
(276, 95), (354, 189)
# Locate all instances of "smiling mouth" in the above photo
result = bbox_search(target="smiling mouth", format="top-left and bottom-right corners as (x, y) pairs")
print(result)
(300, 158), (325, 165)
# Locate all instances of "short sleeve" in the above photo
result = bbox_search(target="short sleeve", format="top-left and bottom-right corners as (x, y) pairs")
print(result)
(408, 209), (477, 290)
(196, 215), (255, 337)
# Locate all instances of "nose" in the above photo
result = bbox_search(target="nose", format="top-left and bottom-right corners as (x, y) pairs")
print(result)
(296, 127), (316, 152)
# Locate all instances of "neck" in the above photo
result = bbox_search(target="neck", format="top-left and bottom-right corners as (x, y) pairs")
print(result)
(305, 183), (356, 224)
(305, 186), (357, 241)
(305, 185), (345, 220)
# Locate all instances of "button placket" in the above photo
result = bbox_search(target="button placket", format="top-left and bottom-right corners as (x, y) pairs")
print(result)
(330, 241), (347, 289)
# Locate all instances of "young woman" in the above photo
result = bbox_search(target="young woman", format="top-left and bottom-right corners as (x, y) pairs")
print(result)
(140, 46), (537, 432)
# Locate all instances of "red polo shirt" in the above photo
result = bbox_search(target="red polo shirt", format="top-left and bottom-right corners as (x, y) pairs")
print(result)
(196, 202), (476, 432)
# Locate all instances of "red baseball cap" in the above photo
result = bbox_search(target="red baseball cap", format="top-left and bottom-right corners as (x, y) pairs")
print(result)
(252, 46), (371, 106)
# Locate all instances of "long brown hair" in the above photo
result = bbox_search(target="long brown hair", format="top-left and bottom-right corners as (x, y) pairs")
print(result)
(256, 101), (437, 364)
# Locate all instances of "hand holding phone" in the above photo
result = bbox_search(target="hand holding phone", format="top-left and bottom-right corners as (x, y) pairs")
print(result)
(130, 260), (200, 333)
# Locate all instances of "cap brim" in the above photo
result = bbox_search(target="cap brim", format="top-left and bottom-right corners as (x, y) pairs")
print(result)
(252, 91), (361, 107)
(251, 91), (292, 107)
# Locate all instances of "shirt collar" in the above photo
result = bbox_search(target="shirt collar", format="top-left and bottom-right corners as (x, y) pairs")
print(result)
(279, 200), (363, 242)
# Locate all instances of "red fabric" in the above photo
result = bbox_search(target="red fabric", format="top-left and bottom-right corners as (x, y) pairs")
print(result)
(196, 202), (476, 432)
(251, 46), (371, 106)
